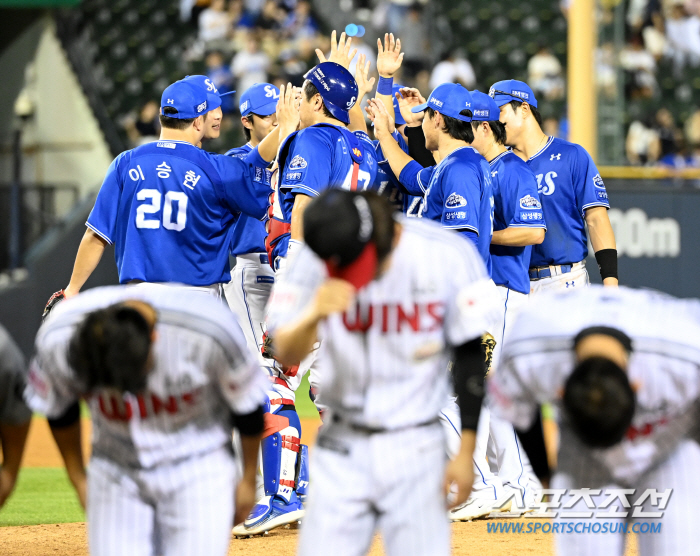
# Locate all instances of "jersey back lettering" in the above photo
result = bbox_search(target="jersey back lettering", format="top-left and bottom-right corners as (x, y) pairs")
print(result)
(489, 151), (546, 294)
(526, 137), (609, 267)
(87, 141), (271, 285)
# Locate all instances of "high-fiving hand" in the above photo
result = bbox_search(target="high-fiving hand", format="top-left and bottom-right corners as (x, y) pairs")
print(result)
(316, 30), (358, 70)
(395, 87), (427, 127)
(276, 82), (300, 141)
(364, 98), (393, 139)
(354, 53), (376, 100)
(376, 33), (404, 78)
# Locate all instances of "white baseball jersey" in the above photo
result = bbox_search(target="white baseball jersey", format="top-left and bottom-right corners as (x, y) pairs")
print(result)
(267, 216), (502, 429)
(490, 285), (700, 486)
(25, 284), (269, 469)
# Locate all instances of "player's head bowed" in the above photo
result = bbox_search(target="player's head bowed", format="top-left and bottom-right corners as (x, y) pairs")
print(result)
(563, 326), (636, 449)
(303, 190), (397, 290)
(68, 301), (157, 394)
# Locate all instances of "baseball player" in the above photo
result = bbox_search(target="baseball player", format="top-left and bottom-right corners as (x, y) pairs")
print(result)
(56, 78), (273, 302)
(488, 80), (618, 292)
(266, 189), (502, 556)
(366, 84), (494, 269)
(182, 74), (232, 144)
(25, 285), (268, 556)
(443, 90), (546, 520)
(0, 324), (31, 510)
(491, 285), (700, 556)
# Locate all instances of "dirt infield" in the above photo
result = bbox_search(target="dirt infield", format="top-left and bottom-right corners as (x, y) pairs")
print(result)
(3, 417), (640, 556)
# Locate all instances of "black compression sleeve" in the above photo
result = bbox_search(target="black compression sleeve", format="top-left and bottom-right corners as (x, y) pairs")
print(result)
(47, 401), (80, 429)
(404, 126), (435, 168)
(451, 338), (487, 431)
(232, 404), (265, 436)
(594, 248), (618, 280)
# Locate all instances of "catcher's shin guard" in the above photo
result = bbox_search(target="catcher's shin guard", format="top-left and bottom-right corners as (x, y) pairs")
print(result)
(296, 444), (310, 496)
(261, 406), (301, 502)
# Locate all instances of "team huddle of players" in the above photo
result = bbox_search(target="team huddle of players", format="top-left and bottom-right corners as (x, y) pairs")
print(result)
(4, 28), (696, 556)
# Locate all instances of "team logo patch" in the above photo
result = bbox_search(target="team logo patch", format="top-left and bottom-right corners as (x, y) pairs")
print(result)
(519, 195), (542, 209)
(289, 155), (308, 170)
(593, 173), (605, 189)
(196, 100), (207, 113)
(264, 85), (280, 99)
(205, 78), (217, 93)
(445, 193), (467, 208)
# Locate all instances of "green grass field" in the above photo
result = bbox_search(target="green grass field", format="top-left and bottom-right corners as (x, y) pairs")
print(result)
(0, 376), (319, 527)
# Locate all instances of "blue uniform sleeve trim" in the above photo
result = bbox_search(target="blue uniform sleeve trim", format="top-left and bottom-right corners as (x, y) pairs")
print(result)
(508, 223), (548, 230)
(442, 223), (479, 234)
(85, 222), (113, 245)
(290, 185), (321, 197)
(582, 202), (610, 211)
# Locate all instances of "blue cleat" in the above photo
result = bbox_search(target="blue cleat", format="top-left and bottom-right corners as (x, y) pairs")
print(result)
(232, 492), (305, 537)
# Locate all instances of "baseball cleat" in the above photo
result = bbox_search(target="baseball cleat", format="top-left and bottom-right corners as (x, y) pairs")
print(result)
(232, 493), (305, 536)
(449, 497), (513, 522)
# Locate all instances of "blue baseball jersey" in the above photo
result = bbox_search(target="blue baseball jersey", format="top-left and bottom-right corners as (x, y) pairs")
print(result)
(273, 124), (378, 260)
(225, 142), (271, 256)
(489, 150), (546, 294)
(372, 131), (420, 214)
(526, 137), (609, 267)
(407, 146), (494, 273)
(87, 140), (271, 286)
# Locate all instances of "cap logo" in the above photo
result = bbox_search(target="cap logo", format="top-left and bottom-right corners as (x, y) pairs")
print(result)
(353, 196), (373, 242)
(346, 96), (356, 108)
(240, 100), (250, 113)
(511, 90), (529, 100)
(205, 78), (217, 93)
(167, 99), (174, 104)
(196, 100), (207, 113)
(264, 85), (280, 99)
(430, 97), (444, 108)
(465, 102), (471, 107)
(474, 109), (489, 117)
(488, 88), (495, 97)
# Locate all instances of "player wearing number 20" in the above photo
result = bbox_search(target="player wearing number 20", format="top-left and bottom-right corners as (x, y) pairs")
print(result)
(65, 78), (271, 296)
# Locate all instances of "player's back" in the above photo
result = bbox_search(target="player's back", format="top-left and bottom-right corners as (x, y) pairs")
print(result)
(421, 146), (494, 270)
(87, 140), (269, 286)
(489, 151), (545, 294)
(526, 137), (609, 267)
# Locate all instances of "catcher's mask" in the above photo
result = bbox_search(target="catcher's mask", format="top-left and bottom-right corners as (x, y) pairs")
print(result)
(304, 190), (394, 290)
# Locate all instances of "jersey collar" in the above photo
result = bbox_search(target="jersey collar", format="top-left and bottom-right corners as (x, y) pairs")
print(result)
(489, 149), (510, 166)
(527, 136), (554, 162)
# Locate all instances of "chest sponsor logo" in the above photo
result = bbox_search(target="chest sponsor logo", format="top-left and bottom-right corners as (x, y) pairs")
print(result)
(536, 171), (557, 196)
(445, 192), (467, 208)
(519, 194), (542, 209)
(342, 301), (445, 334)
(593, 173), (606, 189)
(94, 388), (202, 422)
(289, 155), (307, 170)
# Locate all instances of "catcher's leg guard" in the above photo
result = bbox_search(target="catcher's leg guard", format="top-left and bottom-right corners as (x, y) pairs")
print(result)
(296, 444), (310, 496)
(262, 406), (301, 502)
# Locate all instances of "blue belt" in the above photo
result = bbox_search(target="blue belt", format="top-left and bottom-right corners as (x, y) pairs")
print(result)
(528, 264), (573, 280)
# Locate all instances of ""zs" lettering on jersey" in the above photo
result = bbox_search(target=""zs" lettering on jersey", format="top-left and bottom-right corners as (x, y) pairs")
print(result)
(536, 171), (557, 196)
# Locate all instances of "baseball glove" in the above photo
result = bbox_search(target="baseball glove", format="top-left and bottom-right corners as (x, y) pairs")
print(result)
(481, 332), (497, 376)
(42, 290), (66, 322)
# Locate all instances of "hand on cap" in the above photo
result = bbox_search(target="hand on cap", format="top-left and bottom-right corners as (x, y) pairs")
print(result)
(315, 30), (358, 70)
(312, 279), (356, 320)
(276, 83), (300, 141)
(376, 33), (404, 79)
(396, 87), (426, 126)
(354, 53), (376, 100)
(364, 99), (393, 139)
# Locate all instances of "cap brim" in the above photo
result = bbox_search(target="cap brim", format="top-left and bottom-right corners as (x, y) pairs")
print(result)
(491, 95), (513, 107)
(206, 94), (223, 110)
(244, 100), (277, 117)
(219, 90), (236, 97)
(411, 102), (429, 114)
(325, 242), (378, 290)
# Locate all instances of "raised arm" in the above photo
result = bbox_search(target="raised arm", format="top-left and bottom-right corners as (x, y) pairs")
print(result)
(365, 99), (415, 179)
(375, 33), (404, 131)
(255, 83), (300, 162)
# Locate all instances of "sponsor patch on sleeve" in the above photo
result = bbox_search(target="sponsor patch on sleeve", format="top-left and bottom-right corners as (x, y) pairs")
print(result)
(519, 194), (542, 210)
(596, 190), (608, 200)
(445, 193), (467, 208)
(285, 172), (303, 182)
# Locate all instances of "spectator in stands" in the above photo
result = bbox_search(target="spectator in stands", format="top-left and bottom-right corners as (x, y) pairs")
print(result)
(619, 34), (657, 99)
(597, 42), (618, 98)
(665, 3), (700, 78)
(527, 45), (565, 100)
(396, 3), (429, 81)
(279, 49), (308, 87)
(429, 50), (476, 90)
(685, 108), (700, 146)
(654, 108), (683, 158)
(256, 0), (285, 32)
(282, 0), (318, 41)
(198, 0), (232, 49)
(124, 100), (160, 146)
(626, 118), (661, 165)
(231, 33), (271, 100)
(206, 51), (236, 113)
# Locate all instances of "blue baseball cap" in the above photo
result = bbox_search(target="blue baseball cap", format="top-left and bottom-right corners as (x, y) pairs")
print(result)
(469, 90), (500, 121)
(304, 62), (358, 125)
(488, 80), (538, 108)
(392, 84), (406, 126)
(240, 83), (280, 117)
(411, 83), (473, 122)
(160, 79), (210, 119)
(182, 75), (235, 111)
